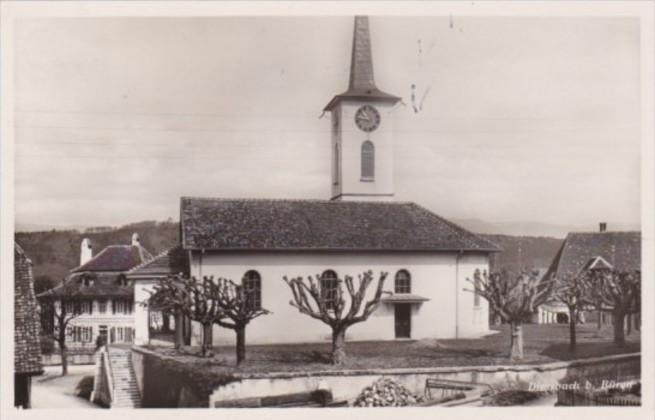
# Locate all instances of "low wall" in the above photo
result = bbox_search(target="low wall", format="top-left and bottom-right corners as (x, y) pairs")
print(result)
(42, 353), (95, 366)
(131, 346), (236, 408)
(129, 346), (639, 408)
(210, 353), (640, 407)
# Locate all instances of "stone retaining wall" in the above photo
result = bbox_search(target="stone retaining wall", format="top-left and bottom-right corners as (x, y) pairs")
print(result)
(130, 346), (639, 408)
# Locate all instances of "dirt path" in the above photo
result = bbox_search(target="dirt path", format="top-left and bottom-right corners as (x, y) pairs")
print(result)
(32, 365), (100, 409)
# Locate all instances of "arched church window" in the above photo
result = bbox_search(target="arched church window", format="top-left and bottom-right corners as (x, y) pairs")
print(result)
(395, 270), (411, 294)
(320, 270), (339, 310)
(361, 141), (375, 180)
(243, 270), (262, 311)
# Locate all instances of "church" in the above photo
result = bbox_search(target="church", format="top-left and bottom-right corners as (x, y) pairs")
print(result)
(133, 16), (499, 346)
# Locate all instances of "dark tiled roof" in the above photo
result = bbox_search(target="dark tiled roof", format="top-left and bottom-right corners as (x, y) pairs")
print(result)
(37, 272), (134, 299)
(14, 244), (43, 375)
(72, 245), (153, 273)
(180, 197), (500, 252)
(127, 246), (190, 278)
(545, 231), (641, 278)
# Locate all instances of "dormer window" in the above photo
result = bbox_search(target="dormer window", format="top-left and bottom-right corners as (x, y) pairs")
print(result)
(81, 275), (94, 287)
(118, 275), (129, 287)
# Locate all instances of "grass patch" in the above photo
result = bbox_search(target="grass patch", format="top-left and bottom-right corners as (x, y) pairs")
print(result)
(145, 324), (639, 375)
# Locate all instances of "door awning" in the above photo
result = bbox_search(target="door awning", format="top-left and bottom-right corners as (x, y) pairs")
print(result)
(381, 293), (430, 304)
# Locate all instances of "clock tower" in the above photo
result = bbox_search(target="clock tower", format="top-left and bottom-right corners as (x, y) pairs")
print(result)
(325, 16), (401, 201)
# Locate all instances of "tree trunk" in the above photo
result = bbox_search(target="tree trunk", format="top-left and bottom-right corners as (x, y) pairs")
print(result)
(613, 310), (626, 345)
(331, 328), (347, 365)
(162, 313), (171, 333)
(174, 311), (184, 350)
(235, 326), (246, 365)
(60, 345), (69, 376)
(509, 322), (524, 361)
(201, 323), (213, 357)
(568, 306), (577, 352)
(597, 309), (602, 330)
(626, 313), (632, 336)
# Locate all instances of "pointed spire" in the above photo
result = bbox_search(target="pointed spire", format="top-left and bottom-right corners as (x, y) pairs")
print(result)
(349, 16), (376, 92)
(323, 16), (401, 111)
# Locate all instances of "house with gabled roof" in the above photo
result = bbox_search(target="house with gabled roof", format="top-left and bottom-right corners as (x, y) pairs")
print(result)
(132, 16), (501, 346)
(38, 233), (153, 350)
(14, 243), (43, 408)
(537, 224), (640, 324)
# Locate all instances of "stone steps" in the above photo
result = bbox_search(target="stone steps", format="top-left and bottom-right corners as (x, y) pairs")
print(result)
(107, 347), (142, 408)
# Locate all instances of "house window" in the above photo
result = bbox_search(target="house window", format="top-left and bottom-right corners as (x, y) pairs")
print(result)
(474, 275), (481, 307)
(320, 270), (339, 310)
(243, 270), (262, 311)
(112, 299), (133, 315)
(79, 300), (92, 315)
(68, 326), (92, 343)
(395, 270), (411, 294)
(98, 299), (107, 314)
(361, 140), (375, 180)
(64, 301), (76, 314)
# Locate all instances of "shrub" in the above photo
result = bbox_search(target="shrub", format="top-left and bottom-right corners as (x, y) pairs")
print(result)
(75, 376), (95, 400)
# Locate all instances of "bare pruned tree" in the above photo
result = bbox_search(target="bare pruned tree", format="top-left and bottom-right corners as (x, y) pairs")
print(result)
(38, 280), (83, 376)
(582, 269), (640, 345)
(553, 274), (591, 351)
(149, 275), (270, 363)
(467, 269), (554, 361)
(283, 270), (388, 365)
(205, 277), (270, 365)
(148, 275), (193, 351)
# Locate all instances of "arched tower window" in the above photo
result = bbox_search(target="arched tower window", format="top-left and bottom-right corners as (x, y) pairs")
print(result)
(395, 270), (411, 294)
(320, 270), (339, 310)
(243, 270), (262, 311)
(361, 140), (375, 180)
(333, 142), (340, 185)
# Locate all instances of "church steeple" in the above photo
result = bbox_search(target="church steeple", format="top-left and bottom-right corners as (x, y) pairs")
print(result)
(349, 16), (376, 92)
(324, 16), (400, 111)
(327, 16), (401, 202)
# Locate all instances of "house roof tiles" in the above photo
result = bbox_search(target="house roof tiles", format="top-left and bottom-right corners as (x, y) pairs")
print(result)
(14, 244), (43, 375)
(545, 231), (641, 278)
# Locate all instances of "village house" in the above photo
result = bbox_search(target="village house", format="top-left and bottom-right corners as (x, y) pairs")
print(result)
(14, 244), (43, 408)
(132, 16), (501, 347)
(537, 223), (641, 325)
(38, 234), (153, 350)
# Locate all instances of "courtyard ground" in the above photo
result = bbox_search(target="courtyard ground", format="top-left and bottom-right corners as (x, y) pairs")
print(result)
(147, 323), (640, 374)
(31, 365), (99, 409)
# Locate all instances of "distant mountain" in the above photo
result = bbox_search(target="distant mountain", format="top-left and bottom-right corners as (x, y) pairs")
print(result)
(453, 218), (640, 239)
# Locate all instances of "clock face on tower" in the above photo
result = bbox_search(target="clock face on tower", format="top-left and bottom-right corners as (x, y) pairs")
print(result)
(354, 105), (381, 132)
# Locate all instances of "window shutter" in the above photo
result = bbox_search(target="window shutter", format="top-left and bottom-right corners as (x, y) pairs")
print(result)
(112, 299), (116, 314)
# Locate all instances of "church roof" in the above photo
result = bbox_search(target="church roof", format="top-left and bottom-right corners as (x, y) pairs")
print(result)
(544, 231), (640, 278)
(324, 16), (401, 111)
(71, 244), (153, 273)
(180, 197), (501, 252)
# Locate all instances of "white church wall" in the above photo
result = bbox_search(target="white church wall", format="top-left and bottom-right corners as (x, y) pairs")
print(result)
(188, 250), (490, 345)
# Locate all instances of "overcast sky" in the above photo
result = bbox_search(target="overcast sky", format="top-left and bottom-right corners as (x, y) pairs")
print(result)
(13, 16), (641, 233)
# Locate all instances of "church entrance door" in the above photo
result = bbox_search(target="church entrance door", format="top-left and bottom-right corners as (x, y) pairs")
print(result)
(394, 304), (411, 338)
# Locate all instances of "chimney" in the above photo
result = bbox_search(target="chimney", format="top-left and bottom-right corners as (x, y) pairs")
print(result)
(132, 233), (141, 246)
(599, 222), (607, 233)
(80, 238), (93, 266)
